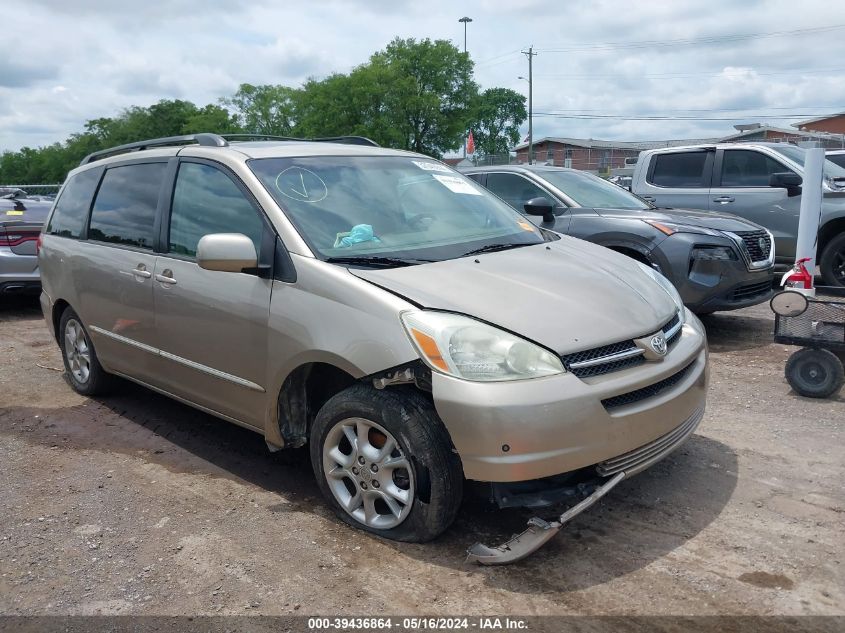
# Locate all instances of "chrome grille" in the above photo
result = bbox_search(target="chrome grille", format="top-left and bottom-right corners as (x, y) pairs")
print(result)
(602, 361), (696, 409)
(596, 405), (704, 477)
(562, 311), (683, 379)
(734, 230), (772, 263)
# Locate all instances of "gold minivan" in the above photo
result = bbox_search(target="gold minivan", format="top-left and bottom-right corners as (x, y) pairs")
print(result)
(39, 134), (708, 563)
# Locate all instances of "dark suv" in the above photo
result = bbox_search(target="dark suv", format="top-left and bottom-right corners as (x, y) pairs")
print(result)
(463, 165), (775, 313)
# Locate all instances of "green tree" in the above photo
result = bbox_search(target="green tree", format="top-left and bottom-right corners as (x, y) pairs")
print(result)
(471, 88), (527, 157)
(370, 37), (478, 157)
(183, 104), (242, 135)
(223, 84), (298, 135)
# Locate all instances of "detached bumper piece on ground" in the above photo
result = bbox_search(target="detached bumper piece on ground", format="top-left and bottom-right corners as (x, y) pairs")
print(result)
(466, 472), (626, 565)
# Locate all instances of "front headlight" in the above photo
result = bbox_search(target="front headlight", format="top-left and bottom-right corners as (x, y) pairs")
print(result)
(636, 262), (686, 323)
(400, 311), (564, 381)
(643, 219), (724, 237)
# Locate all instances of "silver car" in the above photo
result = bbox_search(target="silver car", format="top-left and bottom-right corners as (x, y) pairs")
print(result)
(1, 189), (51, 295)
(38, 134), (708, 561)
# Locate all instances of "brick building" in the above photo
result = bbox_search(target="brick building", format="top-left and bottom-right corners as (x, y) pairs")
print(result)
(793, 112), (845, 135)
(512, 136), (715, 172)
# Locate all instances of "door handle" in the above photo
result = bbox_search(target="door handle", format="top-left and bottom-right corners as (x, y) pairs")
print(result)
(131, 265), (151, 279)
(713, 196), (735, 203)
(155, 269), (177, 285)
(641, 195), (655, 202)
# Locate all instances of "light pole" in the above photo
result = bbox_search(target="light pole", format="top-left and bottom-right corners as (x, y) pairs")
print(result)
(459, 16), (472, 52)
(459, 17), (472, 158)
(520, 46), (536, 164)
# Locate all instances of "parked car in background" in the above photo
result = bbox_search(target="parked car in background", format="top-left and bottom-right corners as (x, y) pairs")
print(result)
(463, 165), (775, 314)
(1, 188), (51, 295)
(827, 150), (845, 169)
(631, 143), (845, 286)
(39, 133), (708, 549)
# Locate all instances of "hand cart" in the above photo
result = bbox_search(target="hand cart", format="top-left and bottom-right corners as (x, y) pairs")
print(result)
(771, 288), (845, 399)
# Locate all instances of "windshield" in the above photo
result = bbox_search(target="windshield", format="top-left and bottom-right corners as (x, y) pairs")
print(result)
(537, 169), (650, 209)
(769, 145), (845, 181)
(249, 156), (545, 263)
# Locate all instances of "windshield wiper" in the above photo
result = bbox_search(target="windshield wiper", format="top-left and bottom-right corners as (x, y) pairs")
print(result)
(325, 255), (434, 268)
(460, 242), (530, 257)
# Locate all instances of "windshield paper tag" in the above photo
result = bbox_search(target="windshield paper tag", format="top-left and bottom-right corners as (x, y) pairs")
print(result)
(433, 174), (482, 195)
(412, 160), (452, 173)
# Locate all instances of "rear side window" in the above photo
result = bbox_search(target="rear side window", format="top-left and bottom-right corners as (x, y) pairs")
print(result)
(168, 162), (265, 258)
(721, 150), (794, 187)
(88, 163), (166, 249)
(649, 152), (709, 188)
(485, 173), (548, 210)
(46, 169), (101, 238)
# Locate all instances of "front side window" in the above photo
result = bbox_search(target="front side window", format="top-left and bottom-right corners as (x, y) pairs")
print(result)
(248, 157), (544, 262)
(720, 150), (794, 187)
(649, 151), (709, 188)
(169, 162), (265, 258)
(46, 168), (101, 239)
(88, 163), (165, 249)
(538, 169), (650, 209)
(484, 173), (549, 211)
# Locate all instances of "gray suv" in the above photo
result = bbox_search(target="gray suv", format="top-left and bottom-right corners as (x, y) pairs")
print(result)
(38, 134), (707, 557)
(631, 143), (845, 286)
(463, 165), (775, 313)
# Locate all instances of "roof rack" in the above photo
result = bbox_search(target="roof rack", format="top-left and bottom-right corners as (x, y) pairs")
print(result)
(79, 133), (380, 166)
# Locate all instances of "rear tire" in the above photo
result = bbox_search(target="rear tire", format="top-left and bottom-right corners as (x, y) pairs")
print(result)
(819, 232), (845, 287)
(785, 348), (844, 399)
(310, 384), (463, 542)
(59, 307), (114, 396)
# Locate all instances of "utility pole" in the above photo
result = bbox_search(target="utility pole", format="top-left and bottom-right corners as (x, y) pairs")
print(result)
(459, 16), (473, 159)
(521, 46), (536, 164)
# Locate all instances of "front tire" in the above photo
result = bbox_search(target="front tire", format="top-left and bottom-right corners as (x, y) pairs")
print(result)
(819, 232), (845, 287)
(59, 307), (114, 396)
(785, 348), (844, 399)
(310, 384), (463, 542)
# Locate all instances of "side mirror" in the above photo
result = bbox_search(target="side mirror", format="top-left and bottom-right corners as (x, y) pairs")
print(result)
(769, 172), (802, 197)
(197, 233), (257, 273)
(523, 196), (560, 223)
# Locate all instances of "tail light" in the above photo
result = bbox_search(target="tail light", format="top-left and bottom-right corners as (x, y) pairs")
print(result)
(36, 232), (44, 254)
(0, 229), (40, 247)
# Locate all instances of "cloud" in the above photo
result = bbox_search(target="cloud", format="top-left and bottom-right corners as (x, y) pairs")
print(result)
(1, 0), (844, 155)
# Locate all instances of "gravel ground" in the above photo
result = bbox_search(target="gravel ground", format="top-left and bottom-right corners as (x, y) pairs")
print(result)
(0, 295), (843, 617)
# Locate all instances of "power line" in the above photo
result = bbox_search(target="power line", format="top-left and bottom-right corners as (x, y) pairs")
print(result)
(532, 113), (837, 121)
(535, 24), (845, 53)
(533, 105), (845, 114)
(532, 67), (845, 80)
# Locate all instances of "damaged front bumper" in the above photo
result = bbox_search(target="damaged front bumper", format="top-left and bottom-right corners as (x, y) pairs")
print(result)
(466, 472), (625, 565)
(466, 403), (705, 565)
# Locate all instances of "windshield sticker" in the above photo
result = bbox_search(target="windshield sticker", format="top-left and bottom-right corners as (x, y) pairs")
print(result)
(412, 160), (452, 173)
(432, 174), (483, 195)
(517, 220), (536, 232)
(5, 210), (24, 216)
(274, 166), (328, 203)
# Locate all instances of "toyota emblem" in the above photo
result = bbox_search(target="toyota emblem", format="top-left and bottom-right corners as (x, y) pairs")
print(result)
(650, 334), (667, 356)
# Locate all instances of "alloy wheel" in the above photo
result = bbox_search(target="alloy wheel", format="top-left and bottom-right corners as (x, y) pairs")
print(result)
(64, 318), (91, 384)
(322, 417), (415, 530)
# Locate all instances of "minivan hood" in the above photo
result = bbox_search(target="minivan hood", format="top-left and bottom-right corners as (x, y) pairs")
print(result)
(349, 238), (677, 355)
(591, 206), (765, 232)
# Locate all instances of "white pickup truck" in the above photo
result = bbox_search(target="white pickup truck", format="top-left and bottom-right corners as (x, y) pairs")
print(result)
(631, 142), (845, 286)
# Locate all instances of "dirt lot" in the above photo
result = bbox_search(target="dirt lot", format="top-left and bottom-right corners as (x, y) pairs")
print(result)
(0, 296), (843, 617)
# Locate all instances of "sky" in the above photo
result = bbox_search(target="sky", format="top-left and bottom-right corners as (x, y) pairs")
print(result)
(2, 0), (844, 153)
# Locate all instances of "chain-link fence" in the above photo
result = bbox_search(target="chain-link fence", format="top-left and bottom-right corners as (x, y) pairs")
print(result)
(0, 184), (61, 200)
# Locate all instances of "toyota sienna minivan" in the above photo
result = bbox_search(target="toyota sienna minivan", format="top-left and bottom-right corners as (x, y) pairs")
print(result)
(38, 133), (708, 560)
